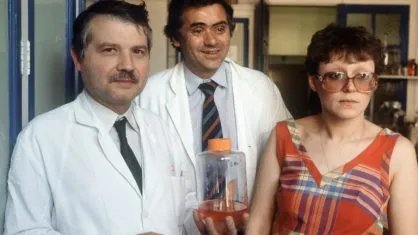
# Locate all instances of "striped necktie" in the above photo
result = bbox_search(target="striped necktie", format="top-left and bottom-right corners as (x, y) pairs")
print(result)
(198, 81), (223, 151)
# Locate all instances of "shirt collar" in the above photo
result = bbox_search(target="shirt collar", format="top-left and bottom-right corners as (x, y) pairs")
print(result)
(84, 91), (139, 133)
(184, 62), (228, 96)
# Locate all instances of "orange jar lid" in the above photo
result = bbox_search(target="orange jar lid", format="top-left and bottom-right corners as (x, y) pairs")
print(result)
(208, 138), (231, 151)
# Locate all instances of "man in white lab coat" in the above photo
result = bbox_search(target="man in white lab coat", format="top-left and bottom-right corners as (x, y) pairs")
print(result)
(139, 0), (291, 234)
(4, 1), (184, 234)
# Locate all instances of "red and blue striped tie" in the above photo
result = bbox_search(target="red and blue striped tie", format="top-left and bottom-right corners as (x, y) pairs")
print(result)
(199, 80), (223, 151)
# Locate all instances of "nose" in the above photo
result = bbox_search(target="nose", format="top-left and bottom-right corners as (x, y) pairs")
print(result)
(203, 30), (216, 46)
(342, 78), (356, 93)
(117, 51), (134, 72)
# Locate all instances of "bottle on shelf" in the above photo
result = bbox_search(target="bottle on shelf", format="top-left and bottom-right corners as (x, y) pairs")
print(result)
(382, 33), (401, 75)
(382, 33), (390, 75)
(407, 59), (417, 76)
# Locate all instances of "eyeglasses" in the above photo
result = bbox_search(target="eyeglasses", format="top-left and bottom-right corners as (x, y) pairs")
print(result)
(315, 71), (378, 93)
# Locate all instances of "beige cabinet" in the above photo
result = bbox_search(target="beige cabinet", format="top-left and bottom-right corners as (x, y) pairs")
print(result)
(269, 6), (336, 56)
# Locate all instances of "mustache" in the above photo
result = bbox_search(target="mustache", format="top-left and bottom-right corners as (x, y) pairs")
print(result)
(110, 70), (139, 83)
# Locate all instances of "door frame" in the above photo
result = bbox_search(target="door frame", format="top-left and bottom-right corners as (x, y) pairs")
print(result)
(7, 0), (85, 155)
(65, 0), (77, 102)
(8, 0), (21, 155)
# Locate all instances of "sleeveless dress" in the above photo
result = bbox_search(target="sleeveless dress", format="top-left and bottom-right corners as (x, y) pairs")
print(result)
(272, 120), (399, 235)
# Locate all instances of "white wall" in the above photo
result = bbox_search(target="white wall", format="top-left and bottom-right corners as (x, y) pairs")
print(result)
(144, 0), (168, 75)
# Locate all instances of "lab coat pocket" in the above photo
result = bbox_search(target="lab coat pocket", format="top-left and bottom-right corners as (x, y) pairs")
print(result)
(170, 175), (186, 231)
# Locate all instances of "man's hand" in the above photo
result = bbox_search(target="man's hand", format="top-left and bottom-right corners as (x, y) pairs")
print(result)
(193, 210), (249, 235)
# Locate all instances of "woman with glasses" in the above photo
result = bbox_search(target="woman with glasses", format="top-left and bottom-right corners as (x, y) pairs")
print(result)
(246, 24), (417, 235)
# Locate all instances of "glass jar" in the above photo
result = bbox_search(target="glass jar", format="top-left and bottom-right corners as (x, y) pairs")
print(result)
(196, 138), (248, 233)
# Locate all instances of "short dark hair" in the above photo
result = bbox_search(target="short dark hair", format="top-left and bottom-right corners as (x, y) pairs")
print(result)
(72, 0), (152, 60)
(164, 0), (235, 44)
(305, 24), (384, 75)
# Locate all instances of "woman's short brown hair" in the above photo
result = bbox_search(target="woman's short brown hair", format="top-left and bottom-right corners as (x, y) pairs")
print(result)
(305, 24), (384, 75)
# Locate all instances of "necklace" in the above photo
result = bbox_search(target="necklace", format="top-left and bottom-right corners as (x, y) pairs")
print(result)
(318, 120), (366, 172)
(319, 130), (331, 172)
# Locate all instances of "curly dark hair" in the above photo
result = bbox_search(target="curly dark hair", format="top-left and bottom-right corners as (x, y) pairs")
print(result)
(164, 0), (235, 44)
(305, 24), (384, 75)
(72, 0), (152, 60)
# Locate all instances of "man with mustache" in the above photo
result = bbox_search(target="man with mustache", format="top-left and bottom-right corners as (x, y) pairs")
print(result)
(139, 0), (291, 234)
(4, 1), (183, 234)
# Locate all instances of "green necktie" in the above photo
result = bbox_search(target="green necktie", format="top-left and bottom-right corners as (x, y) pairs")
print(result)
(114, 117), (142, 194)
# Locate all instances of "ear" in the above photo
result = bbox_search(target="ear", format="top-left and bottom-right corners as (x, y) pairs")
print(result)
(70, 48), (82, 71)
(308, 75), (318, 92)
(171, 37), (181, 48)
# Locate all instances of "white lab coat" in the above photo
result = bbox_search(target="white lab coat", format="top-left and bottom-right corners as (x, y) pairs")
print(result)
(4, 92), (184, 235)
(139, 58), (291, 233)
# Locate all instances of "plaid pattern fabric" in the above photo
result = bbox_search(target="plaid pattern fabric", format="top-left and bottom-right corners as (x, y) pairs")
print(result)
(272, 120), (399, 235)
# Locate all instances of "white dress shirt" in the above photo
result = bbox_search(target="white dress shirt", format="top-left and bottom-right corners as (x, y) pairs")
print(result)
(184, 62), (238, 153)
(84, 92), (143, 168)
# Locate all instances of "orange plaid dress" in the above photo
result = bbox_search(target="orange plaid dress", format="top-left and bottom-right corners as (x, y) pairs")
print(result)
(272, 120), (399, 235)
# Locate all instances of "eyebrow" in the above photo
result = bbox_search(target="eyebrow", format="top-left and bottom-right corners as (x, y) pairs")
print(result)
(96, 42), (148, 50)
(97, 42), (118, 48)
(132, 45), (149, 51)
(189, 20), (228, 28)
